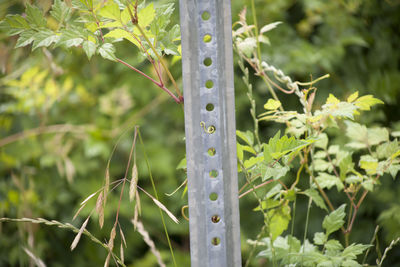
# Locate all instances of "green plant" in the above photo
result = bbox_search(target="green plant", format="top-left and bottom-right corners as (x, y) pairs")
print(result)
(233, 5), (400, 266)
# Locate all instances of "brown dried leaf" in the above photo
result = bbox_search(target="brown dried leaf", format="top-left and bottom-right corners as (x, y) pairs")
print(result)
(70, 217), (90, 250)
(104, 252), (111, 267)
(108, 226), (116, 251)
(129, 164), (138, 202)
(120, 242), (124, 264)
(96, 192), (104, 228)
(119, 227), (127, 247)
(136, 190), (141, 215)
(152, 198), (179, 224)
(72, 202), (87, 221)
(80, 192), (97, 206)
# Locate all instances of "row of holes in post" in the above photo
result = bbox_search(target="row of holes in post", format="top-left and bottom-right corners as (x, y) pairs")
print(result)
(202, 9), (221, 247)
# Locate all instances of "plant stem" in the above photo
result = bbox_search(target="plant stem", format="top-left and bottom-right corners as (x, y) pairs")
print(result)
(138, 130), (178, 267)
(135, 25), (182, 100)
(116, 58), (181, 103)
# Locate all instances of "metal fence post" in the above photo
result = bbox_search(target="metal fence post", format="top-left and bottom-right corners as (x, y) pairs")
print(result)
(179, 0), (242, 266)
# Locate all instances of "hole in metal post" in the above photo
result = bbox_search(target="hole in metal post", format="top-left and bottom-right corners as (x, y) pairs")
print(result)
(203, 34), (212, 43)
(207, 147), (216, 156)
(209, 170), (218, 178)
(209, 192), (218, 201)
(203, 57), (212, 66)
(201, 11), (210, 20)
(211, 237), (221, 246)
(211, 215), (221, 223)
(205, 80), (214, 89)
(206, 103), (214, 111)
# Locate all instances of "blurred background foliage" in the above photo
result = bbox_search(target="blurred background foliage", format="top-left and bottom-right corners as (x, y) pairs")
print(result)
(0, 0), (399, 266)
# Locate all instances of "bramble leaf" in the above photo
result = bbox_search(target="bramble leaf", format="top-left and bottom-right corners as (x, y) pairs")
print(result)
(50, 0), (72, 23)
(99, 43), (117, 61)
(264, 99), (281, 110)
(26, 4), (46, 28)
(315, 172), (344, 191)
(354, 95), (383, 110)
(323, 204), (346, 236)
(32, 30), (60, 50)
(82, 40), (97, 60)
(267, 205), (291, 241)
(304, 189), (328, 211)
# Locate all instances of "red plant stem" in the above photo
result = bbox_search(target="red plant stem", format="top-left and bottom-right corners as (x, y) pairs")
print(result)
(116, 58), (181, 103)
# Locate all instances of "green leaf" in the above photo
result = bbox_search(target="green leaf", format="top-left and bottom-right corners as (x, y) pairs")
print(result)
(367, 127), (389, 146)
(359, 155), (378, 175)
(345, 121), (367, 144)
(237, 143), (244, 162)
(354, 95), (383, 110)
(267, 205), (291, 241)
(347, 91), (359, 102)
(313, 232), (326, 245)
(237, 37), (257, 57)
(388, 164), (400, 179)
(2, 15), (30, 35)
(98, 43), (117, 61)
(254, 199), (281, 211)
(26, 4), (47, 28)
(15, 30), (36, 48)
(263, 131), (314, 163)
(176, 157), (186, 170)
(315, 133), (328, 150)
(57, 29), (84, 48)
(339, 153), (354, 180)
(99, 0), (121, 21)
(315, 172), (344, 191)
(50, 0), (72, 23)
(236, 130), (254, 146)
(325, 239), (343, 252)
(323, 204), (346, 236)
(342, 243), (370, 259)
(82, 40), (97, 60)
(103, 29), (140, 47)
(263, 163), (289, 181)
(137, 3), (156, 28)
(32, 30), (60, 50)
(304, 189), (328, 211)
(264, 99), (281, 110)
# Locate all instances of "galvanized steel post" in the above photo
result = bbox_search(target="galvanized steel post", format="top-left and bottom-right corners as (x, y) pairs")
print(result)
(179, 0), (242, 266)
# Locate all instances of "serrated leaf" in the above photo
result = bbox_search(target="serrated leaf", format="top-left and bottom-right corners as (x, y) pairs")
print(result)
(15, 30), (36, 48)
(342, 243), (370, 259)
(354, 95), (383, 110)
(32, 30), (60, 50)
(359, 155), (378, 175)
(323, 204), (346, 236)
(304, 188), (328, 211)
(347, 91), (359, 102)
(3, 15), (30, 35)
(315, 172), (344, 191)
(236, 130), (254, 146)
(315, 133), (328, 150)
(57, 29), (84, 48)
(339, 153), (354, 180)
(263, 163), (289, 181)
(345, 121), (367, 143)
(99, 0), (121, 21)
(313, 232), (326, 245)
(367, 127), (389, 146)
(237, 143), (244, 161)
(260, 21), (282, 33)
(82, 40), (96, 59)
(26, 4), (46, 27)
(326, 94), (340, 105)
(264, 99), (281, 110)
(237, 37), (257, 57)
(325, 239), (343, 252)
(98, 43), (117, 61)
(50, 0), (72, 23)
(137, 3), (155, 28)
(103, 29), (140, 47)
(268, 205), (291, 241)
